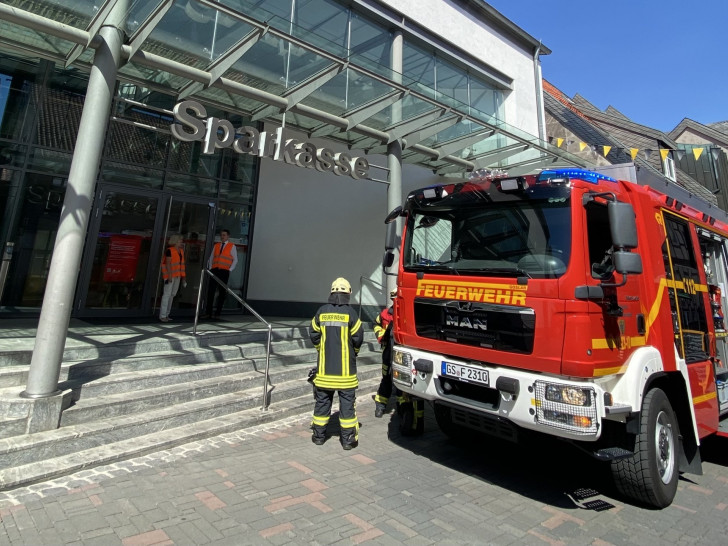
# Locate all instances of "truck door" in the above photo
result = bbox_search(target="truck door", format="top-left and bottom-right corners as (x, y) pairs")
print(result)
(697, 228), (728, 417)
(663, 212), (719, 433)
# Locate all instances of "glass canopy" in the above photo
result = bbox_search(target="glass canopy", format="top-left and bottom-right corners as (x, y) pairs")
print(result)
(0, 0), (591, 176)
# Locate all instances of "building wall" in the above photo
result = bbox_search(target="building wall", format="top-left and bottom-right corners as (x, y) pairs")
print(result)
(674, 128), (728, 156)
(248, 125), (444, 317)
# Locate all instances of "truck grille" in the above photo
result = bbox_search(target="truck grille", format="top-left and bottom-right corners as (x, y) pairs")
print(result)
(414, 299), (535, 354)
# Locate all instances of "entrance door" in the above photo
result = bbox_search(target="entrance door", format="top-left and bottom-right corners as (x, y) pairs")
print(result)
(152, 196), (215, 317)
(77, 187), (214, 318)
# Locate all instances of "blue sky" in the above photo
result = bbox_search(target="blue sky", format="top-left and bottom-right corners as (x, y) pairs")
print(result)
(485, 0), (727, 133)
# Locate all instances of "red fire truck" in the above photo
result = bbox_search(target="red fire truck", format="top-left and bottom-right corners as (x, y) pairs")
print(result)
(383, 167), (728, 508)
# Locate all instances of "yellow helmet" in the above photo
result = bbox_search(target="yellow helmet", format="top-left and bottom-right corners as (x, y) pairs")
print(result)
(330, 277), (352, 294)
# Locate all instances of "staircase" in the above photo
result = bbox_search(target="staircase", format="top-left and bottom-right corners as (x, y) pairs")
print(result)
(0, 321), (383, 490)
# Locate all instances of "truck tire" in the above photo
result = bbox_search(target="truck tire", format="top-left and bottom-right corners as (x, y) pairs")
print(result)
(611, 388), (679, 508)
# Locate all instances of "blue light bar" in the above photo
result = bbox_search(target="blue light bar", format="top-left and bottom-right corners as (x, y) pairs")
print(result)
(539, 169), (617, 184)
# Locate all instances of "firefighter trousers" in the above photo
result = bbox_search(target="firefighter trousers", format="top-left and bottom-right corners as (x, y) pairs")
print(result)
(311, 387), (358, 446)
(374, 361), (397, 406)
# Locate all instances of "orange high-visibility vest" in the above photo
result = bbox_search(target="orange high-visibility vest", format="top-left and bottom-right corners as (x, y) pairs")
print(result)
(211, 242), (234, 270)
(161, 247), (186, 280)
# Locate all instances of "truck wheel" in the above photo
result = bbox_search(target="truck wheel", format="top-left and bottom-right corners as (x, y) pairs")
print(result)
(611, 388), (679, 508)
(433, 403), (466, 440)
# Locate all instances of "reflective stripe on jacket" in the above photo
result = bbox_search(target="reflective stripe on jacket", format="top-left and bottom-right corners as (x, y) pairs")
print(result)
(310, 303), (364, 390)
(211, 242), (234, 270)
(161, 247), (186, 280)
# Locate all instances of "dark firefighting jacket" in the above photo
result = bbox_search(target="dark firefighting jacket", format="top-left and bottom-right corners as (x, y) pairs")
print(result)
(310, 303), (364, 390)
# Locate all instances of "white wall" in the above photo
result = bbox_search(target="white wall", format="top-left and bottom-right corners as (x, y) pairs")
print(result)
(247, 125), (443, 311)
(384, 0), (542, 137)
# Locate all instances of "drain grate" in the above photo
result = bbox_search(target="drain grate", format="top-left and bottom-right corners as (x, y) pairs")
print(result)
(570, 488), (600, 501)
(582, 499), (615, 512)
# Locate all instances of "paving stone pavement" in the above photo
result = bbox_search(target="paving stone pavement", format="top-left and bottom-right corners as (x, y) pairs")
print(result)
(2, 394), (728, 545)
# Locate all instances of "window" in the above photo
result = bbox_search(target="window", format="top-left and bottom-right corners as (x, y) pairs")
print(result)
(663, 154), (676, 182)
(585, 202), (614, 279)
(664, 215), (709, 363)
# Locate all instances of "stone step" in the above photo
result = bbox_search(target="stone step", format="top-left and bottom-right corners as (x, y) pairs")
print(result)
(66, 346), (380, 400)
(0, 362), (382, 468)
(0, 417), (26, 439)
(0, 323), (378, 368)
(0, 373), (382, 490)
(61, 352), (381, 426)
(0, 338), (381, 388)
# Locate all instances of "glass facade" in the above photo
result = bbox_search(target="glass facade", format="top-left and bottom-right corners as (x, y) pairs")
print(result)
(0, 54), (259, 316)
(0, 0), (577, 318)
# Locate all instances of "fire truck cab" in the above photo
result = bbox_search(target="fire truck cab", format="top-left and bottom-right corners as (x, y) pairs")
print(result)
(384, 168), (728, 508)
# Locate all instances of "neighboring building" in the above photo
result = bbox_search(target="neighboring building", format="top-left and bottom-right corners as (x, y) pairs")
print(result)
(669, 119), (728, 213)
(543, 80), (723, 216)
(0, 1), (588, 328)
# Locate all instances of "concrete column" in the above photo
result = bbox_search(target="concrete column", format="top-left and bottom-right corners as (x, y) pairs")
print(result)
(22, 24), (123, 399)
(533, 44), (546, 141)
(386, 30), (404, 297)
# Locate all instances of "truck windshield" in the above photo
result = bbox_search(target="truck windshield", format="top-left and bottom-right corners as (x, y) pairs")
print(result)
(403, 183), (571, 279)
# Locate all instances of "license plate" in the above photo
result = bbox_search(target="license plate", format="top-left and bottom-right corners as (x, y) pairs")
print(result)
(441, 361), (489, 386)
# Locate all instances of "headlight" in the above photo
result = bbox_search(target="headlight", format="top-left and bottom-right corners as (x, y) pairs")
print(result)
(535, 380), (597, 435)
(544, 384), (591, 406)
(392, 349), (412, 367)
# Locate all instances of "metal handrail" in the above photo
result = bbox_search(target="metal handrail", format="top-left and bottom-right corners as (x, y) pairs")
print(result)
(194, 269), (273, 411)
(358, 276), (385, 319)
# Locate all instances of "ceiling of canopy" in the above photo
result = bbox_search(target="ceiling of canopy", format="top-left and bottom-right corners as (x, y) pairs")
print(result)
(0, 0), (591, 177)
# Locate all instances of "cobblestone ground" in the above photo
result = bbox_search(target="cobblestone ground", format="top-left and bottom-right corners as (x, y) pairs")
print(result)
(2, 395), (728, 545)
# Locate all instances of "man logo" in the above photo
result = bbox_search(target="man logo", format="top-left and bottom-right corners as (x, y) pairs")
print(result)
(445, 314), (488, 330)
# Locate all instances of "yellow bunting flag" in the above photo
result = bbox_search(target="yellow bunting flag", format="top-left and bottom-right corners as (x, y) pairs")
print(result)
(579, 142), (588, 151)
(602, 146), (612, 157)
(556, 138), (564, 148)
(629, 148), (639, 160)
(659, 149), (670, 161)
(693, 148), (704, 160)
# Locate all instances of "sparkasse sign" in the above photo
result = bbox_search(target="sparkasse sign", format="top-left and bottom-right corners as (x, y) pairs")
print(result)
(171, 100), (370, 180)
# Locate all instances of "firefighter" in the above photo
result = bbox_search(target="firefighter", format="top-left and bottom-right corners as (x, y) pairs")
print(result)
(373, 290), (396, 418)
(373, 289), (425, 436)
(310, 277), (364, 449)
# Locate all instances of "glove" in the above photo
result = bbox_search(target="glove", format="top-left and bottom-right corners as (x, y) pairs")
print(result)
(182, 280), (188, 288)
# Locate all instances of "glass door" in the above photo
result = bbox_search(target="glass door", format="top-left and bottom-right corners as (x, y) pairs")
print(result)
(152, 197), (215, 317)
(77, 187), (162, 316)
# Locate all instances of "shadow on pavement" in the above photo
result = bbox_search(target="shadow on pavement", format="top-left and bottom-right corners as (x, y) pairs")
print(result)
(385, 401), (621, 510)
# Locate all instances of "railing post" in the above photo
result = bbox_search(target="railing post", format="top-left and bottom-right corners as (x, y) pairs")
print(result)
(261, 325), (272, 411)
(193, 268), (274, 411)
(193, 268), (207, 335)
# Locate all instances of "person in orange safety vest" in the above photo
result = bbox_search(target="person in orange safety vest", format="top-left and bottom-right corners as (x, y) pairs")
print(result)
(159, 233), (186, 322)
(203, 229), (238, 320)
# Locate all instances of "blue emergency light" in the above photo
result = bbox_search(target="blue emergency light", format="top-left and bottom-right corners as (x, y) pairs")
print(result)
(538, 169), (617, 184)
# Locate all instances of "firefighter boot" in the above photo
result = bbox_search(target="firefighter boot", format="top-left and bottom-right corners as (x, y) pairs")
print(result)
(311, 425), (326, 445)
(340, 429), (358, 450)
(374, 402), (386, 418)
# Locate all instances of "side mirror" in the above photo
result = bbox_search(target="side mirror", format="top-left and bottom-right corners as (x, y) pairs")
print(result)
(608, 201), (637, 249)
(385, 220), (399, 251)
(384, 206), (402, 225)
(382, 251), (395, 269)
(613, 250), (642, 275)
